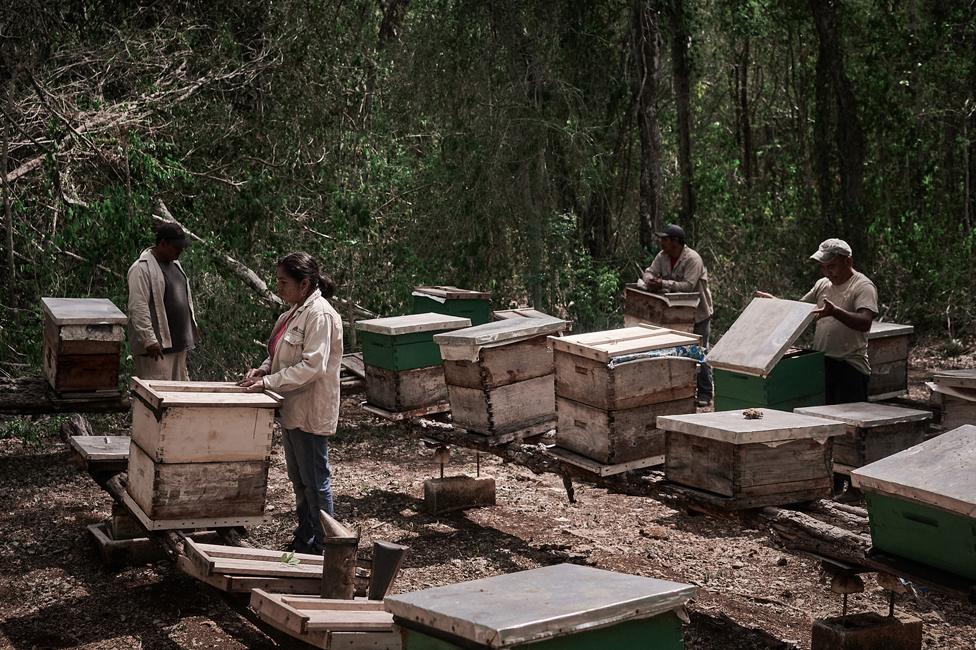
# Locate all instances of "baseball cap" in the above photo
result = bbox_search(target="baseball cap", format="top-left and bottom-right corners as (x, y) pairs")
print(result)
(810, 238), (852, 262)
(155, 222), (191, 249)
(655, 224), (686, 241)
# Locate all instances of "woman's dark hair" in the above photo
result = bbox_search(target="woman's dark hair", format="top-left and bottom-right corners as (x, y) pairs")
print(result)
(278, 252), (336, 299)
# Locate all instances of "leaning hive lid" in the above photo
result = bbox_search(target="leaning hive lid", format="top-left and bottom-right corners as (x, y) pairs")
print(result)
(41, 297), (127, 326)
(932, 369), (976, 391)
(355, 313), (471, 335)
(867, 321), (914, 339)
(412, 285), (491, 300)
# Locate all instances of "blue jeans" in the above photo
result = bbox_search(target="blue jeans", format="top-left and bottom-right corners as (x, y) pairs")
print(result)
(282, 427), (334, 548)
(693, 318), (713, 399)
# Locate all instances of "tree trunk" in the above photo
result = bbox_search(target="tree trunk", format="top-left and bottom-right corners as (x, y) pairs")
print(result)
(669, 0), (696, 226)
(2, 86), (13, 296)
(734, 40), (754, 187)
(634, 0), (663, 252)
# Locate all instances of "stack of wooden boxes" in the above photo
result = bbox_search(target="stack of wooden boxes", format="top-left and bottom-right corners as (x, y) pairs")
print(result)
(124, 379), (281, 530)
(927, 370), (976, 430)
(622, 285), (699, 332)
(866, 321), (913, 401)
(411, 286), (492, 326)
(434, 315), (569, 443)
(548, 325), (700, 475)
(709, 298), (825, 412)
(41, 297), (127, 394)
(852, 425), (976, 583)
(356, 313), (471, 418)
(658, 409), (846, 508)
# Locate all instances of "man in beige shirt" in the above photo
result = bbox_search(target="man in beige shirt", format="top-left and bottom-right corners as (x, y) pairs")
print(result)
(643, 224), (715, 405)
(757, 238), (877, 404)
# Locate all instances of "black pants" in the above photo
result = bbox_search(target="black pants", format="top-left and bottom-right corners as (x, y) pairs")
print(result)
(824, 357), (869, 405)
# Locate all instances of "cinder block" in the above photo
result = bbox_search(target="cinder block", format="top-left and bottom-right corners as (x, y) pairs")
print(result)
(109, 503), (145, 540)
(811, 612), (922, 650)
(423, 476), (496, 515)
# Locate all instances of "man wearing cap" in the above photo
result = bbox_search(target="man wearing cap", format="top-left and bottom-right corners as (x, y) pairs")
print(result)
(642, 224), (715, 406)
(756, 238), (877, 404)
(127, 222), (199, 380)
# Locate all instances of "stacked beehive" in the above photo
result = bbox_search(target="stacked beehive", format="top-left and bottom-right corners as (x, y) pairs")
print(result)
(866, 321), (914, 400)
(41, 297), (127, 394)
(927, 370), (976, 430)
(125, 379), (281, 530)
(622, 285), (699, 332)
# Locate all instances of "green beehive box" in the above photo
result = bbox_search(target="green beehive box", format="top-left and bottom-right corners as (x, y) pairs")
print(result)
(851, 424), (976, 581)
(412, 286), (492, 326)
(384, 564), (695, 650)
(707, 297), (824, 411)
(356, 313), (472, 372)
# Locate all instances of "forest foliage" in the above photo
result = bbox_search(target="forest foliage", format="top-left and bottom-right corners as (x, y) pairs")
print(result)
(1, 0), (974, 380)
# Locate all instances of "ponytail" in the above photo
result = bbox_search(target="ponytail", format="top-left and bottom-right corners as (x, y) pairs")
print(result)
(318, 273), (336, 299)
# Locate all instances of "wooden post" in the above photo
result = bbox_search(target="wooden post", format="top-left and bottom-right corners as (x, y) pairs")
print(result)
(319, 510), (359, 600)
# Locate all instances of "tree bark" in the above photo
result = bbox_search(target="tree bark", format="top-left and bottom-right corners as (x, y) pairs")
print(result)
(634, 0), (664, 251)
(669, 0), (696, 225)
(733, 40), (754, 186)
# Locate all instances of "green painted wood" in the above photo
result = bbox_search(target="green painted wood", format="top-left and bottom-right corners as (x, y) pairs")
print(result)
(714, 351), (824, 411)
(864, 491), (976, 581)
(413, 296), (492, 326)
(359, 330), (446, 371)
(401, 612), (683, 649)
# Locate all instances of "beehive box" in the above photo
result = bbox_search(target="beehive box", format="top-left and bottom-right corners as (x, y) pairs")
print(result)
(411, 286), (492, 326)
(357, 313), (471, 414)
(126, 379), (281, 528)
(708, 297), (825, 411)
(41, 297), (127, 393)
(658, 409), (846, 508)
(867, 322), (913, 400)
(385, 563), (696, 650)
(623, 285), (699, 332)
(851, 425), (976, 581)
(551, 325), (699, 466)
(434, 315), (569, 436)
(928, 370), (976, 430)
(794, 402), (931, 470)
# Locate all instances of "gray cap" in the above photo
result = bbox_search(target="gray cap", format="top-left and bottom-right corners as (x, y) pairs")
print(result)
(810, 238), (852, 262)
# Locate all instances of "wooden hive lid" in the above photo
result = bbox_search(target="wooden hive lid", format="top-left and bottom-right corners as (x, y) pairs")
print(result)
(656, 409), (846, 444)
(433, 315), (568, 350)
(41, 297), (127, 325)
(549, 324), (700, 363)
(793, 402), (932, 428)
(492, 307), (555, 321)
(624, 285), (701, 308)
(355, 312), (471, 335)
(383, 564), (695, 648)
(867, 321), (914, 339)
(131, 378), (282, 410)
(851, 425), (976, 518)
(706, 297), (816, 377)
(412, 285), (491, 300)
(932, 369), (976, 391)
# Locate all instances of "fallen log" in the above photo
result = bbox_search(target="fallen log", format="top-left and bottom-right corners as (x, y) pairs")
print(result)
(758, 507), (871, 566)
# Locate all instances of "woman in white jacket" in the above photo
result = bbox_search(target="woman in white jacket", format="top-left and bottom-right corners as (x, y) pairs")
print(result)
(240, 252), (343, 554)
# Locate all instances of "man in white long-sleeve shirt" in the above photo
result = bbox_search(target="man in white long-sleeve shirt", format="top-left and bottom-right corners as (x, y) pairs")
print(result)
(127, 223), (199, 380)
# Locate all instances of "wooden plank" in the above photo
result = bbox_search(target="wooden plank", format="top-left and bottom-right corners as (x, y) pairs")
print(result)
(364, 364), (448, 412)
(342, 353), (366, 379)
(443, 335), (554, 390)
(445, 384), (491, 433)
(277, 596), (385, 612)
(120, 486), (268, 531)
(934, 369), (976, 390)
(867, 321), (914, 339)
(361, 401), (450, 421)
(69, 435), (130, 462)
(554, 351), (696, 411)
(41, 297), (127, 325)
(210, 557), (324, 578)
(706, 297), (817, 377)
(665, 431), (735, 497)
(192, 542), (324, 565)
(413, 285), (491, 300)
(656, 409), (845, 444)
(793, 402), (932, 428)
(452, 419), (554, 446)
(304, 610), (394, 633)
(492, 308), (555, 321)
(546, 446), (664, 477)
(356, 313), (471, 335)
(433, 316), (567, 351)
(487, 375), (555, 433)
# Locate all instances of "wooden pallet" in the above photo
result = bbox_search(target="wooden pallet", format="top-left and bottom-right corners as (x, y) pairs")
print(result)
(451, 419), (554, 446)
(0, 376), (130, 415)
(546, 445), (663, 477)
(249, 589), (399, 650)
(361, 400), (450, 421)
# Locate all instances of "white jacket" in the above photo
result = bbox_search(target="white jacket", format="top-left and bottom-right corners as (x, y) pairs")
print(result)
(260, 289), (343, 435)
(126, 248), (197, 354)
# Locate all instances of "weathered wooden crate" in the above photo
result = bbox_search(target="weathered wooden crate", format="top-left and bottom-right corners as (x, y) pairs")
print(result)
(851, 425), (976, 581)
(928, 370), (976, 430)
(658, 409), (846, 508)
(356, 313), (471, 372)
(384, 564), (695, 650)
(130, 379), (280, 463)
(550, 325), (700, 466)
(708, 298), (825, 411)
(411, 285), (492, 326)
(434, 315), (568, 436)
(867, 322), (913, 400)
(623, 285), (699, 332)
(794, 402), (931, 470)
(364, 364), (448, 413)
(41, 297), (127, 393)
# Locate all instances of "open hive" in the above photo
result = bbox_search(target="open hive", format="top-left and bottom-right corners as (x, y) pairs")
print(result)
(41, 297), (127, 394)
(622, 285), (699, 333)
(927, 370), (976, 430)
(866, 321), (913, 401)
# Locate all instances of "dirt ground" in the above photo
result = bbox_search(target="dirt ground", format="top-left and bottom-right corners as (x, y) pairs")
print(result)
(1, 343), (975, 649)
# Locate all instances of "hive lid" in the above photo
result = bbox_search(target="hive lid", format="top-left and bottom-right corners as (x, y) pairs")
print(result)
(656, 409), (846, 444)
(492, 308), (556, 321)
(932, 369), (976, 391)
(624, 285), (701, 308)
(355, 313), (471, 335)
(706, 297), (817, 377)
(793, 402), (932, 428)
(549, 324), (700, 363)
(433, 316), (568, 351)
(851, 425), (976, 518)
(131, 378), (282, 410)
(383, 564), (695, 648)
(41, 297), (127, 325)
(867, 321), (914, 339)
(412, 285), (491, 300)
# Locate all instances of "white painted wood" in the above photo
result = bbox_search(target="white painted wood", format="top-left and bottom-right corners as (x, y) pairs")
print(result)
(927, 381), (976, 403)
(355, 312), (471, 335)
(41, 297), (127, 325)
(794, 402), (932, 428)
(656, 409), (846, 444)
(933, 369), (976, 390)
(492, 308), (555, 321)
(706, 298), (817, 377)
(549, 325), (699, 363)
(867, 321), (914, 339)
(851, 425), (976, 518)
